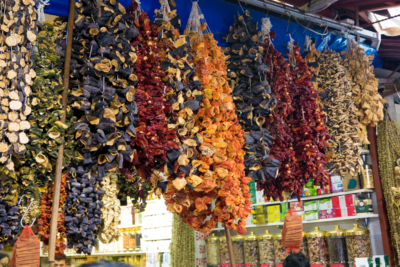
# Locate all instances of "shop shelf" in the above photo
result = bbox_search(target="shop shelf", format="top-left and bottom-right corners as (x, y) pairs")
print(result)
(119, 224), (142, 228)
(142, 237), (172, 241)
(41, 251), (147, 258)
(252, 188), (375, 207)
(143, 224), (172, 229)
(212, 214), (379, 231)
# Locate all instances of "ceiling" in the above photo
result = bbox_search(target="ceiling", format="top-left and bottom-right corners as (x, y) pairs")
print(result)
(278, 0), (400, 73)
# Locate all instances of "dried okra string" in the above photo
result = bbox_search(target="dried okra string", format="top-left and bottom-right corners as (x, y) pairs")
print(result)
(307, 237), (329, 266)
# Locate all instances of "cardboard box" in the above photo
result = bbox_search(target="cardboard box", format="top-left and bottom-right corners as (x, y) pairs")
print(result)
(256, 190), (266, 203)
(280, 213), (287, 222)
(373, 255), (390, 267)
(304, 210), (319, 221)
(355, 199), (373, 214)
(332, 196), (347, 209)
(267, 205), (280, 215)
(343, 173), (361, 191)
(268, 214), (280, 223)
(318, 198), (333, 210)
(249, 180), (257, 204)
(290, 201), (303, 211)
(333, 208), (342, 218)
(295, 211), (305, 220)
(319, 209), (334, 219)
(304, 201), (318, 211)
(345, 194), (357, 207)
(303, 186), (317, 197)
(253, 214), (266, 224)
(331, 174), (344, 193)
(253, 205), (264, 214)
(334, 207), (356, 217)
(355, 257), (373, 267)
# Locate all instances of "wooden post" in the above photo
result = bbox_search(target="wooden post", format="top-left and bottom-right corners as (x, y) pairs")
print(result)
(367, 126), (394, 266)
(224, 225), (236, 267)
(355, 6), (360, 42)
(48, 0), (76, 262)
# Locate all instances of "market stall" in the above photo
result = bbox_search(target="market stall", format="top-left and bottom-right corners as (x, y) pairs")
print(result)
(0, 0), (395, 266)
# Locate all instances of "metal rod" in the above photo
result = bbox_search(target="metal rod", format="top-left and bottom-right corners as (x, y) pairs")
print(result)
(48, 0), (76, 262)
(224, 225), (236, 267)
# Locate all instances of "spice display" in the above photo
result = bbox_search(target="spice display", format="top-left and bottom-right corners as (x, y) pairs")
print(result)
(327, 226), (349, 267)
(118, 167), (152, 210)
(306, 227), (329, 266)
(99, 173), (121, 244)
(345, 224), (372, 265)
(274, 231), (287, 264)
(125, 2), (177, 182)
(17, 21), (67, 200)
(163, 1), (251, 235)
(0, 0), (37, 177)
(259, 18), (330, 200)
(206, 233), (220, 266)
(258, 230), (275, 265)
(37, 173), (67, 254)
(170, 214), (195, 267)
(344, 39), (385, 128)
(219, 236), (230, 265)
(316, 50), (362, 175)
(224, 11), (279, 185)
(64, 168), (104, 254)
(377, 116), (400, 260)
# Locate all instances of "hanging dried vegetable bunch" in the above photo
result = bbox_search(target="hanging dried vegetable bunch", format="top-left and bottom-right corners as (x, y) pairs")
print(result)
(162, 2), (251, 234)
(0, 195), (20, 249)
(316, 50), (362, 175)
(16, 21), (68, 200)
(37, 173), (67, 254)
(260, 19), (329, 200)
(19, 198), (39, 225)
(223, 10), (279, 187)
(0, 0), (38, 201)
(344, 39), (385, 129)
(118, 166), (152, 210)
(56, 0), (138, 180)
(154, 0), (180, 39)
(64, 168), (104, 254)
(170, 214), (195, 267)
(377, 114), (400, 263)
(124, 1), (178, 182)
(99, 173), (121, 244)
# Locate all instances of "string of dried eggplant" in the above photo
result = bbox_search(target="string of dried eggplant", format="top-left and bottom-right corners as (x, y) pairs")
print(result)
(0, 0), (38, 202)
(316, 50), (362, 176)
(0, 195), (20, 249)
(377, 116), (400, 264)
(223, 11), (279, 192)
(344, 39), (385, 129)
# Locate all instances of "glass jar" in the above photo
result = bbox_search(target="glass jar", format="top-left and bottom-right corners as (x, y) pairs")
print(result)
(345, 224), (372, 267)
(232, 235), (245, 265)
(299, 231), (309, 259)
(306, 227), (329, 267)
(123, 228), (130, 251)
(135, 229), (142, 250)
(206, 234), (220, 267)
(219, 236), (230, 265)
(258, 230), (275, 266)
(274, 231), (286, 265)
(129, 228), (136, 250)
(244, 231), (259, 266)
(327, 226), (349, 267)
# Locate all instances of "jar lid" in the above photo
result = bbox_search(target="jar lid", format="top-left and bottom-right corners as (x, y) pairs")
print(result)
(258, 230), (274, 240)
(232, 235), (244, 241)
(344, 224), (370, 236)
(219, 236), (227, 242)
(306, 227), (326, 238)
(327, 225), (345, 237)
(302, 231), (308, 238)
(273, 230), (282, 239)
(244, 231), (257, 240)
(207, 233), (219, 242)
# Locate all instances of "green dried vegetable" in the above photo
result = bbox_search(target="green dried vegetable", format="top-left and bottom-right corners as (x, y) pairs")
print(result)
(171, 214), (195, 267)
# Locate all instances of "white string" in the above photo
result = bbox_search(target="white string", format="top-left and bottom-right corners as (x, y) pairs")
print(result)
(156, 0), (171, 22)
(36, 0), (50, 23)
(261, 17), (272, 42)
(304, 35), (312, 51)
(287, 34), (296, 67)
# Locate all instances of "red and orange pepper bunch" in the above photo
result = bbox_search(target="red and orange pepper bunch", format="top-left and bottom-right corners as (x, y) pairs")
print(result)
(125, 2), (178, 181)
(37, 173), (67, 254)
(260, 32), (330, 200)
(163, 31), (251, 235)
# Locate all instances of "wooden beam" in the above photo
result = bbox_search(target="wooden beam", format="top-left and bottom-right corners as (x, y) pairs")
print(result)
(48, 0), (76, 262)
(224, 225), (236, 267)
(388, 64), (400, 78)
(367, 126), (395, 266)
(360, 2), (400, 12)
(333, 0), (395, 8)
(359, 11), (372, 23)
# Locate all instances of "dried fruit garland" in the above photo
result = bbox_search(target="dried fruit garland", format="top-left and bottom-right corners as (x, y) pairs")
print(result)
(154, 0), (181, 40)
(37, 173), (67, 254)
(0, 0), (38, 201)
(125, 3), (178, 180)
(316, 50), (362, 176)
(344, 40), (385, 128)
(64, 168), (104, 254)
(260, 26), (329, 200)
(224, 11), (279, 187)
(17, 21), (67, 200)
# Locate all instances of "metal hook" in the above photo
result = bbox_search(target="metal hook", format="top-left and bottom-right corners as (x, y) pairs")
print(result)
(19, 195), (36, 228)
